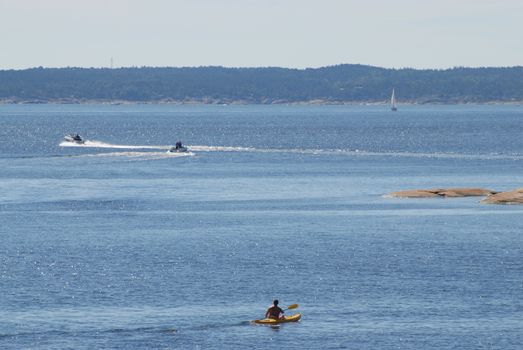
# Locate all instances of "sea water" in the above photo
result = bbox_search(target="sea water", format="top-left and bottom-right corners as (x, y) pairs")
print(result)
(0, 104), (522, 349)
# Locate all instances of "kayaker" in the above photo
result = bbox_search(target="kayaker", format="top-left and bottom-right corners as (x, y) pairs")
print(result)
(265, 300), (284, 320)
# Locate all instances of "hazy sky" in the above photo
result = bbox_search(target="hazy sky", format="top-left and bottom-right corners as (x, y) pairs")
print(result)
(1, 0), (522, 69)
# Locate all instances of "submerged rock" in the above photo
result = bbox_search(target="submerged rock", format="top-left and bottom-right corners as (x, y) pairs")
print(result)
(481, 188), (523, 205)
(389, 188), (496, 198)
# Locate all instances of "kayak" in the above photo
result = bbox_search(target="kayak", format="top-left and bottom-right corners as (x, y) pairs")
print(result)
(253, 313), (301, 324)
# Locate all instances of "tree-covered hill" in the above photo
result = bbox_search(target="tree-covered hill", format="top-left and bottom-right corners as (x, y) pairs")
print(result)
(0, 64), (522, 103)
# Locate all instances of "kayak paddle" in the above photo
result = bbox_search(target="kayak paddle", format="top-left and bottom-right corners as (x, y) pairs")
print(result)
(285, 303), (299, 311)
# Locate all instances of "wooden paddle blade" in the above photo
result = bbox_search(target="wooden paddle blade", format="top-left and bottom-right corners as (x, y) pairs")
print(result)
(287, 303), (299, 310)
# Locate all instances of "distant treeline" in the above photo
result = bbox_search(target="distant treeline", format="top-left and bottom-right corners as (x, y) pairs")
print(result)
(1, 65), (523, 104)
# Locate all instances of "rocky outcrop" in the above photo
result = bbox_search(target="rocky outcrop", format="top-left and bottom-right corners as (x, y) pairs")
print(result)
(436, 188), (497, 197)
(481, 188), (523, 204)
(389, 189), (442, 198)
(389, 188), (497, 198)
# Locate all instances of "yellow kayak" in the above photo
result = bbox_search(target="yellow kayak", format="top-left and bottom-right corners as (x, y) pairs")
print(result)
(253, 313), (301, 324)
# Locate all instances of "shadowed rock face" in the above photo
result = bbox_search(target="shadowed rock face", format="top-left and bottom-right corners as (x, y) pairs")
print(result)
(389, 188), (497, 198)
(481, 188), (523, 204)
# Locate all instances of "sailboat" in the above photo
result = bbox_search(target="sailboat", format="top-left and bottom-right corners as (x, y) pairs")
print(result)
(390, 89), (398, 111)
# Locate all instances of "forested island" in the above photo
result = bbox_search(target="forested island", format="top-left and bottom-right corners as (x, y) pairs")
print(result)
(1, 64), (522, 104)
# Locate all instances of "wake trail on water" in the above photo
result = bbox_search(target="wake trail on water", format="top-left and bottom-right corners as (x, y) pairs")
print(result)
(59, 140), (169, 150)
(59, 140), (523, 161)
(74, 151), (194, 160)
(60, 140), (193, 160)
(190, 145), (523, 160)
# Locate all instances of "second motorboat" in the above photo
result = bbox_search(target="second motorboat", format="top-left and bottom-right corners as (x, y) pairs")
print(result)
(168, 141), (188, 153)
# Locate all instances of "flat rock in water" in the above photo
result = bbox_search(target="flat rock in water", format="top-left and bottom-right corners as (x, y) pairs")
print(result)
(481, 188), (523, 204)
(389, 189), (442, 198)
(389, 188), (496, 198)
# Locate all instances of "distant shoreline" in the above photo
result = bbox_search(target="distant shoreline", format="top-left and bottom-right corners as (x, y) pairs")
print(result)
(1, 99), (522, 106)
(2, 65), (523, 106)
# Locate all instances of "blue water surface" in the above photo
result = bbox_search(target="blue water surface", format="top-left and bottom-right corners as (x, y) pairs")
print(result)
(1, 104), (522, 349)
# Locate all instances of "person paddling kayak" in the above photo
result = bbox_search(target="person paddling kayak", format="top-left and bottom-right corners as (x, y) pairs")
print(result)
(265, 300), (284, 320)
(252, 303), (300, 324)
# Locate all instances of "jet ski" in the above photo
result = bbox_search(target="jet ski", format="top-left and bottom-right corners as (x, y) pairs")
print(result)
(168, 141), (188, 153)
(64, 134), (84, 144)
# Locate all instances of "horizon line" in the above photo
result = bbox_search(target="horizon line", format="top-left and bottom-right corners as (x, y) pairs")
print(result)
(2, 63), (523, 72)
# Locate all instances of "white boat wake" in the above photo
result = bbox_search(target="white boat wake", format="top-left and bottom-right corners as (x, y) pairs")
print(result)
(187, 145), (523, 160)
(188, 145), (256, 152)
(60, 140), (169, 150)
(60, 140), (194, 160)
(59, 140), (523, 161)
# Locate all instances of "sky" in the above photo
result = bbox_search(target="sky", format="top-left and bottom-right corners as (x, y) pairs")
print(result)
(0, 0), (522, 70)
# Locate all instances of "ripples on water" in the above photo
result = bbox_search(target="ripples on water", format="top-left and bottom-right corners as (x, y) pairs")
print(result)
(1, 104), (522, 349)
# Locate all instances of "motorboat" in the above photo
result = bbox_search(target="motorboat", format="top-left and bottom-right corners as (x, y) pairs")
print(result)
(168, 141), (188, 153)
(64, 134), (84, 144)
(168, 145), (188, 153)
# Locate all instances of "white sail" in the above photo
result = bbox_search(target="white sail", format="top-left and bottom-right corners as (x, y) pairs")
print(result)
(391, 89), (397, 111)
